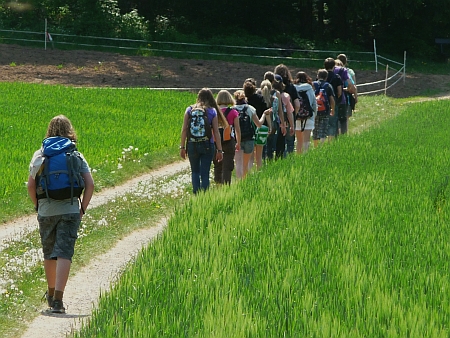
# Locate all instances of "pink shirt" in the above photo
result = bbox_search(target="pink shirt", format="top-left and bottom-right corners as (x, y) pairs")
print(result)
(221, 106), (239, 139)
(222, 107), (239, 126)
(281, 93), (294, 114)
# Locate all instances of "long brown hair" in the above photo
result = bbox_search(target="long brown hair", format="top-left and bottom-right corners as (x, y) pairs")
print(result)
(294, 71), (313, 87)
(45, 115), (77, 141)
(274, 64), (293, 85)
(272, 76), (285, 92)
(195, 88), (228, 128)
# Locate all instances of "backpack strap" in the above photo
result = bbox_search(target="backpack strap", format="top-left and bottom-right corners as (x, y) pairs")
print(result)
(41, 157), (51, 202)
(66, 152), (74, 205)
(66, 150), (84, 205)
(245, 105), (257, 131)
(314, 81), (324, 95)
(338, 67), (345, 82)
(300, 119), (307, 132)
(224, 107), (232, 118)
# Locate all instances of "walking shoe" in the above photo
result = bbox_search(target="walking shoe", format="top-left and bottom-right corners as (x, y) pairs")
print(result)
(51, 299), (66, 314)
(42, 291), (53, 308)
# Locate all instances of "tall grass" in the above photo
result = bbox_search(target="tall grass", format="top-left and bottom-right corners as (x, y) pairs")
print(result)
(76, 100), (450, 337)
(1, 80), (447, 336)
(0, 83), (196, 222)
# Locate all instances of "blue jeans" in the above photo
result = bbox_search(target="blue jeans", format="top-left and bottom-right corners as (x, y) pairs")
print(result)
(338, 104), (350, 135)
(285, 128), (295, 155)
(187, 141), (215, 194)
(275, 126), (285, 159)
(265, 132), (278, 161)
(328, 110), (339, 137)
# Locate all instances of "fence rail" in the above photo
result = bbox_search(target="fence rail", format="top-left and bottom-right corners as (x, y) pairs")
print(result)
(0, 26), (406, 96)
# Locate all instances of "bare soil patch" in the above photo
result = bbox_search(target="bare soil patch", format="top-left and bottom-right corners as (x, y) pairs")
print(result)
(1, 44), (450, 98)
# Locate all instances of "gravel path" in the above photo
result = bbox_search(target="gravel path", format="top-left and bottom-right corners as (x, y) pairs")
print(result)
(0, 160), (190, 338)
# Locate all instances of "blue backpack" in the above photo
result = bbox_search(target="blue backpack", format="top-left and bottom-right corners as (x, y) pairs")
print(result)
(187, 106), (212, 142)
(36, 136), (85, 204)
(313, 81), (331, 116)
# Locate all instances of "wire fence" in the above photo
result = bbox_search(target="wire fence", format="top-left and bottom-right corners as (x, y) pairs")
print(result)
(0, 26), (406, 96)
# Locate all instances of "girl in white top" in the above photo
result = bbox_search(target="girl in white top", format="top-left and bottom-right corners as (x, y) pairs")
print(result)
(233, 90), (270, 179)
(294, 71), (317, 153)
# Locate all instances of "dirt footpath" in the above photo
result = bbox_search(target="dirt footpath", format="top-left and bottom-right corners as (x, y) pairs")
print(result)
(0, 161), (190, 338)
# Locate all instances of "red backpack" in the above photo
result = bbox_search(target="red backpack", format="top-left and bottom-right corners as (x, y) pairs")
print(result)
(313, 81), (331, 116)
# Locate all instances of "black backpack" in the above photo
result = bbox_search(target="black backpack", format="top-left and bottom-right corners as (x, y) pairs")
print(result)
(237, 105), (254, 141)
(36, 136), (85, 205)
(295, 89), (314, 131)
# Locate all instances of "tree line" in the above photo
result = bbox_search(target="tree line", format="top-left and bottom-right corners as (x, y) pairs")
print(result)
(0, 0), (448, 59)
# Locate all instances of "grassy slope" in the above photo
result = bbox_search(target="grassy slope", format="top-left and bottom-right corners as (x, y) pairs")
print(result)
(75, 98), (450, 337)
(1, 78), (449, 337)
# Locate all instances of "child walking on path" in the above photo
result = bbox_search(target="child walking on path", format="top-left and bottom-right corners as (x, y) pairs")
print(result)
(274, 64), (299, 155)
(180, 88), (227, 193)
(313, 69), (335, 146)
(213, 90), (241, 185)
(27, 115), (95, 314)
(245, 78), (271, 171)
(294, 71), (317, 153)
(233, 90), (270, 179)
(273, 74), (294, 159)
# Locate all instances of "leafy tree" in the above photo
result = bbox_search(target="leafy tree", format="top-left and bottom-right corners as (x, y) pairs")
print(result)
(0, 0), (148, 38)
(1, 0), (450, 58)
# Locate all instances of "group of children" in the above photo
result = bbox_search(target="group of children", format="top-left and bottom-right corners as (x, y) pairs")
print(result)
(180, 55), (357, 194)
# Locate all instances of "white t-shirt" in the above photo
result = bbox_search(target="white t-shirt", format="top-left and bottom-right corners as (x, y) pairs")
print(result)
(233, 104), (256, 118)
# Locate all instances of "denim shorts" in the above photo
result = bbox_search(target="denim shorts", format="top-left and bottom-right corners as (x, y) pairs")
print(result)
(38, 213), (80, 261)
(328, 113), (338, 137)
(240, 139), (255, 154)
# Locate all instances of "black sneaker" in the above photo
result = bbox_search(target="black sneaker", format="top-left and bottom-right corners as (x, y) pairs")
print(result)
(51, 299), (66, 314)
(42, 291), (53, 308)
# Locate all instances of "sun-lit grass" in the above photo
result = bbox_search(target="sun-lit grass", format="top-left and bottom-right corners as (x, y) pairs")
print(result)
(75, 100), (450, 337)
(1, 80), (449, 337)
(0, 82), (408, 224)
(0, 83), (196, 223)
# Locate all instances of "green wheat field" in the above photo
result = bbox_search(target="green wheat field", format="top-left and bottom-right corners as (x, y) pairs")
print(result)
(1, 82), (449, 337)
